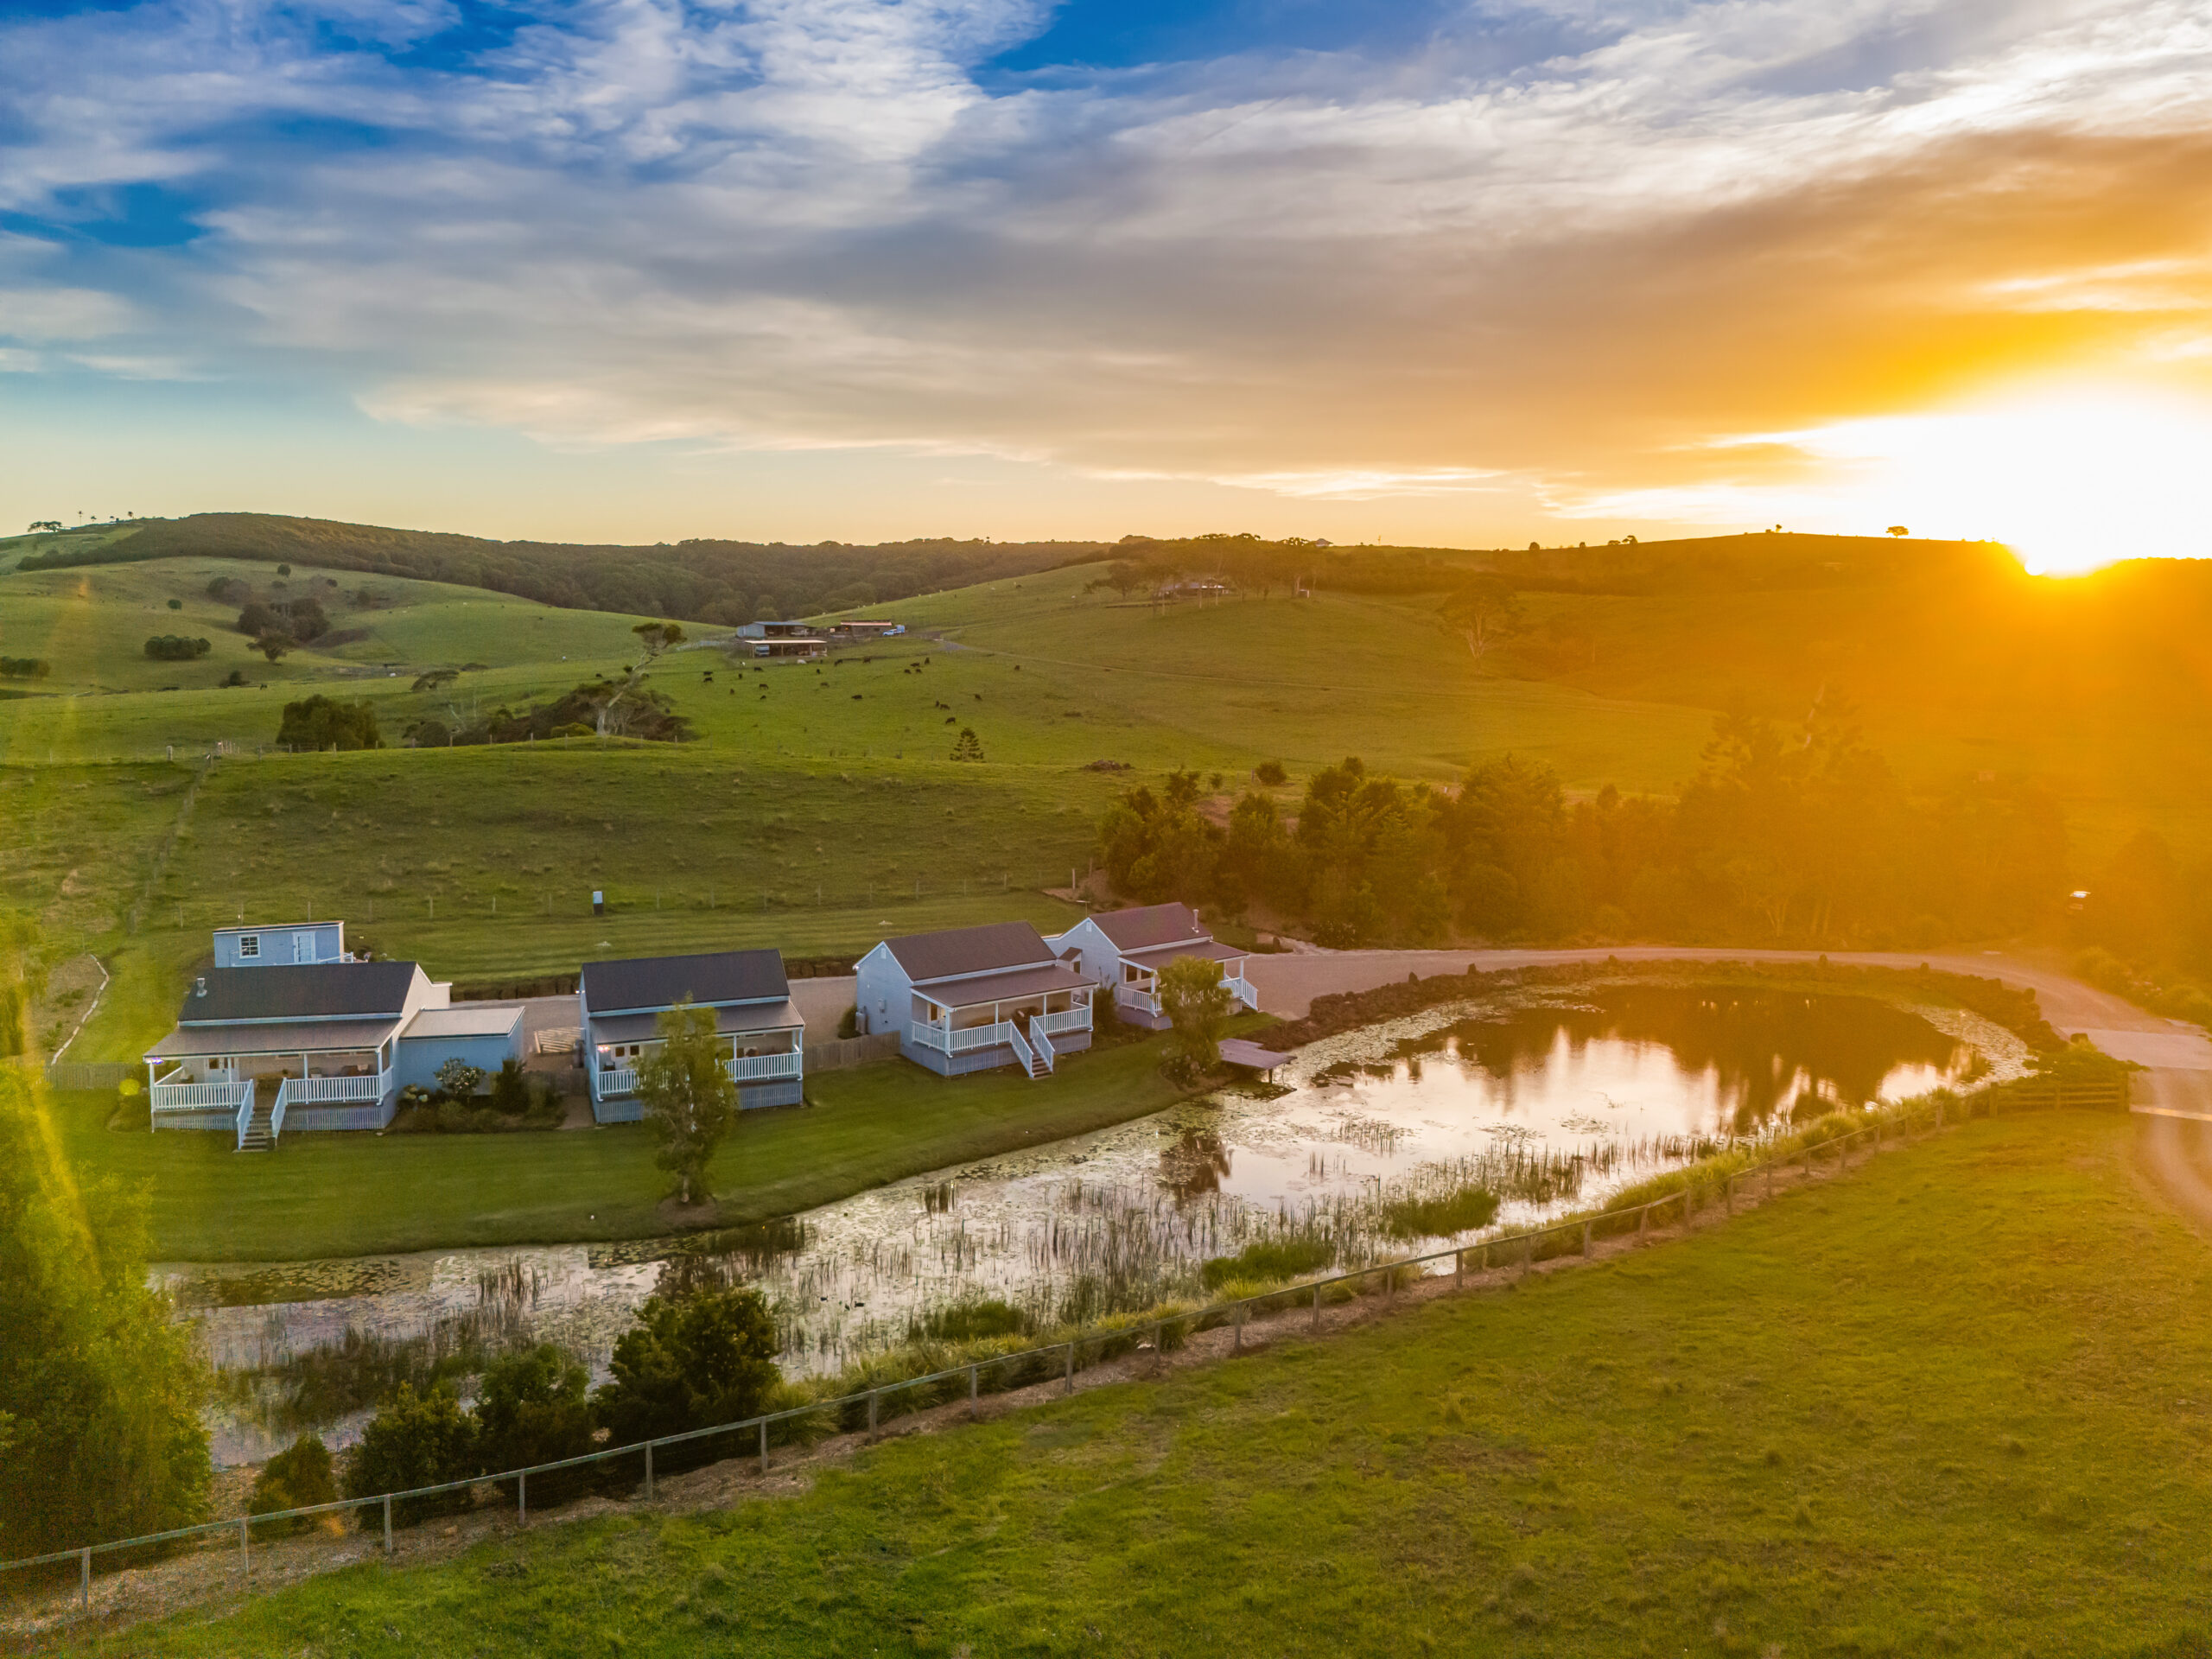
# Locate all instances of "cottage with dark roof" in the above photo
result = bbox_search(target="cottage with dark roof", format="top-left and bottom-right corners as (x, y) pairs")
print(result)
(143, 945), (521, 1148)
(578, 949), (804, 1122)
(1047, 903), (1257, 1029)
(853, 920), (1093, 1077)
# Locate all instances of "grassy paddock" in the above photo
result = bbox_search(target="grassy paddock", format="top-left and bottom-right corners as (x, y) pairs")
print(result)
(84, 1109), (2212, 1656)
(53, 1039), (1195, 1262)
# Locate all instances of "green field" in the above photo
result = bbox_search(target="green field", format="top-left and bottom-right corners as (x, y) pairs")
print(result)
(5, 539), (2208, 1067)
(86, 1109), (2212, 1656)
(44, 1036), (1196, 1262)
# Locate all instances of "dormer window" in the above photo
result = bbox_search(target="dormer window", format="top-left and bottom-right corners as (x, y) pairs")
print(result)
(237, 934), (260, 959)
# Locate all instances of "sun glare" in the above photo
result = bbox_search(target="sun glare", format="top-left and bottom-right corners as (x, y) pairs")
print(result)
(1786, 388), (2212, 575)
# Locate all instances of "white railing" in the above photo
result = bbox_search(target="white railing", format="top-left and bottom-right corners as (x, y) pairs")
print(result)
(1225, 975), (1258, 1010)
(1007, 1020), (1039, 1077)
(728, 1052), (803, 1083)
(270, 1091), (288, 1143)
(906, 1021), (951, 1053)
(950, 1021), (1011, 1053)
(1025, 1015), (1056, 1074)
(150, 1075), (251, 1115)
(277, 1070), (391, 1108)
(1116, 985), (1162, 1017)
(1038, 1006), (1091, 1035)
(233, 1090), (255, 1151)
(599, 1066), (639, 1098)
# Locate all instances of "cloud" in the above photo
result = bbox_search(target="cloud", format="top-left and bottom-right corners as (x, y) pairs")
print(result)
(0, 0), (2209, 525)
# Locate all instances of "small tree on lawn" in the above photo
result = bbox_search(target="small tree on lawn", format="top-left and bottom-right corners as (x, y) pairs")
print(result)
(636, 1002), (736, 1207)
(951, 727), (983, 762)
(1159, 955), (1234, 1072)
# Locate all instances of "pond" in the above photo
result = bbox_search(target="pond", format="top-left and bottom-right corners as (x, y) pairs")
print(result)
(168, 984), (2022, 1464)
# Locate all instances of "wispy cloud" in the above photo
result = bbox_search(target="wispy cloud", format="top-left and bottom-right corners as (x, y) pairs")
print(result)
(2, 0), (2210, 531)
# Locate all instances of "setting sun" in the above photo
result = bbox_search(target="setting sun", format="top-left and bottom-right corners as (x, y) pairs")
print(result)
(1782, 387), (2212, 575)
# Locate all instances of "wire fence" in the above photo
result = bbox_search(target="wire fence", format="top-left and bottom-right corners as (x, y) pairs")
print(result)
(0, 1073), (2126, 1639)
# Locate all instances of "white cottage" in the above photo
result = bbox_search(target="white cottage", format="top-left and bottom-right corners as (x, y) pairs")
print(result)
(579, 949), (804, 1123)
(854, 920), (1093, 1078)
(143, 956), (521, 1147)
(1048, 902), (1257, 1029)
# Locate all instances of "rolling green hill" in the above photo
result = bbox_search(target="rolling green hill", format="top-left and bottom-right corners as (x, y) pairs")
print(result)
(9, 527), (2212, 1063)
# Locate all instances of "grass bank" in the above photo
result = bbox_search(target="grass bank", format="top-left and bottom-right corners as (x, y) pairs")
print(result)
(82, 1109), (2212, 1656)
(54, 1040), (1195, 1262)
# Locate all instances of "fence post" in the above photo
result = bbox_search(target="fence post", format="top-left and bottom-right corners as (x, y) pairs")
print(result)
(1638, 1203), (1649, 1238)
(868, 1390), (880, 1433)
(1521, 1234), (1532, 1280)
(969, 1363), (979, 1410)
(518, 1470), (526, 1524)
(1065, 1341), (1076, 1394)
(80, 1547), (90, 1611)
(383, 1494), (392, 1554)
(1313, 1281), (1323, 1332)
(239, 1516), (250, 1580)
(1580, 1221), (1592, 1256)
(759, 1420), (768, 1475)
(645, 1440), (654, 1502)
(1454, 1249), (1464, 1290)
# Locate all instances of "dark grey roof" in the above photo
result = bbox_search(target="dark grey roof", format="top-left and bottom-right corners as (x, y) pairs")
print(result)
(1091, 903), (1211, 953)
(149, 1018), (403, 1058)
(913, 963), (1090, 1008)
(581, 949), (789, 1014)
(588, 1000), (803, 1045)
(176, 961), (418, 1025)
(883, 920), (1053, 982)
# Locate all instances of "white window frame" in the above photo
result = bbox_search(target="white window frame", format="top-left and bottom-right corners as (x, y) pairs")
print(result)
(237, 934), (260, 959)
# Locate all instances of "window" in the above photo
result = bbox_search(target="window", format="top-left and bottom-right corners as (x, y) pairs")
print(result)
(237, 935), (260, 959)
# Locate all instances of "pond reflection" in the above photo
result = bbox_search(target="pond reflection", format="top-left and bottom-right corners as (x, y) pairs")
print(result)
(172, 985), (2006, 1464)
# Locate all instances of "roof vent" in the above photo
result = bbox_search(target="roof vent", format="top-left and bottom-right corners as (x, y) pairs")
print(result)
(194, 976), (207, 998)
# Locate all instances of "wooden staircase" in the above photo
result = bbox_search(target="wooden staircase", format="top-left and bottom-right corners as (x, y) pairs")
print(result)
(237, 1086), (276, 1152)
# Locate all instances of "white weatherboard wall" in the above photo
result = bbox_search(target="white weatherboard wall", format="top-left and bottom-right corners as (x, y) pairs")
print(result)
(214, 921), (344, 968)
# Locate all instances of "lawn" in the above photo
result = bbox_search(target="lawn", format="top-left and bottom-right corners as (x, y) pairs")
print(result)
(52, 1037), (1195, 1261)
(87, 1109), (2212, 1656)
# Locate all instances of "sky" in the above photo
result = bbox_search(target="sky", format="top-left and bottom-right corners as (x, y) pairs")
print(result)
(3, 0), (2210, 568)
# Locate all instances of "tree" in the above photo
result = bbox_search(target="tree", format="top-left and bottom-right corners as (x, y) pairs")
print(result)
(249, 1434), (336, 1533)
(475, 1344), (594, 1499)
(636, 1003), (737, 1207)
(257, 632), (295, 663)
(1886, 525), (1910, 537)
(1086, 560), (1154, 601)
(593, 1287), (780, 1451)
(0, 932), (213, 1554)
(143, 635), (211, 660)
(166, 598), (182, 611)
(951, 726), (984, 762)
(1443, 575), (1523, 658)
(343, 1383), (476, 1524)
(594, 621), (685, 737)
(1158, 954), (1234, 1071)
(276, 694), (381, 751)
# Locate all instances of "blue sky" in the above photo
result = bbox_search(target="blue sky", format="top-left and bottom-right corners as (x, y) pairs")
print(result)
(2, 0), (2209, 553)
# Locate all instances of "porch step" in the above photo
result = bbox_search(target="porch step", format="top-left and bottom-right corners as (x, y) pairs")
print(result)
(237, 1098), (276, 1153)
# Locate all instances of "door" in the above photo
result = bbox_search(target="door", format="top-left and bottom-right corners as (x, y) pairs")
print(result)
(294, 932), (318, 963)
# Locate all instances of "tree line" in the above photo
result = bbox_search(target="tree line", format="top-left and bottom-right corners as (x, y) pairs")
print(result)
(1097, 699), (2066, 949)
(21, 513), (1110, 626)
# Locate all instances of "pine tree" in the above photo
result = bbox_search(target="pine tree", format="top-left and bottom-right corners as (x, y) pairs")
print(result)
(951, 727), (984, 762)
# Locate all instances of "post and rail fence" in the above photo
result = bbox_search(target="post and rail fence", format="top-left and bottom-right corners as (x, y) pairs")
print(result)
(0, 1074), (2122, 1631)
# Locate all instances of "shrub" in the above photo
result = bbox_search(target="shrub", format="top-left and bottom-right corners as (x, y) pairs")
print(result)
(165, 598), (182, 611)
(489, 1058), (530, 1115)
(1254, 760), (1287, 786)
(916, 1299), (1028, 1342)
(1201, 1236), (1335, 1290)
(343, 1383), (478, 1524)
(143, 634), (211, 660)
(276, 693), (381, 751)
(1380, 1185), (1500, 1240)
(594, 1288), (780, 1453)
(836, 1004), (860, 1039)
(249, 1433), (336, 1533)
(0, 657), (50, 678)
(476, 1345), (595, 1502)
(435, 1058), (486, 1097)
